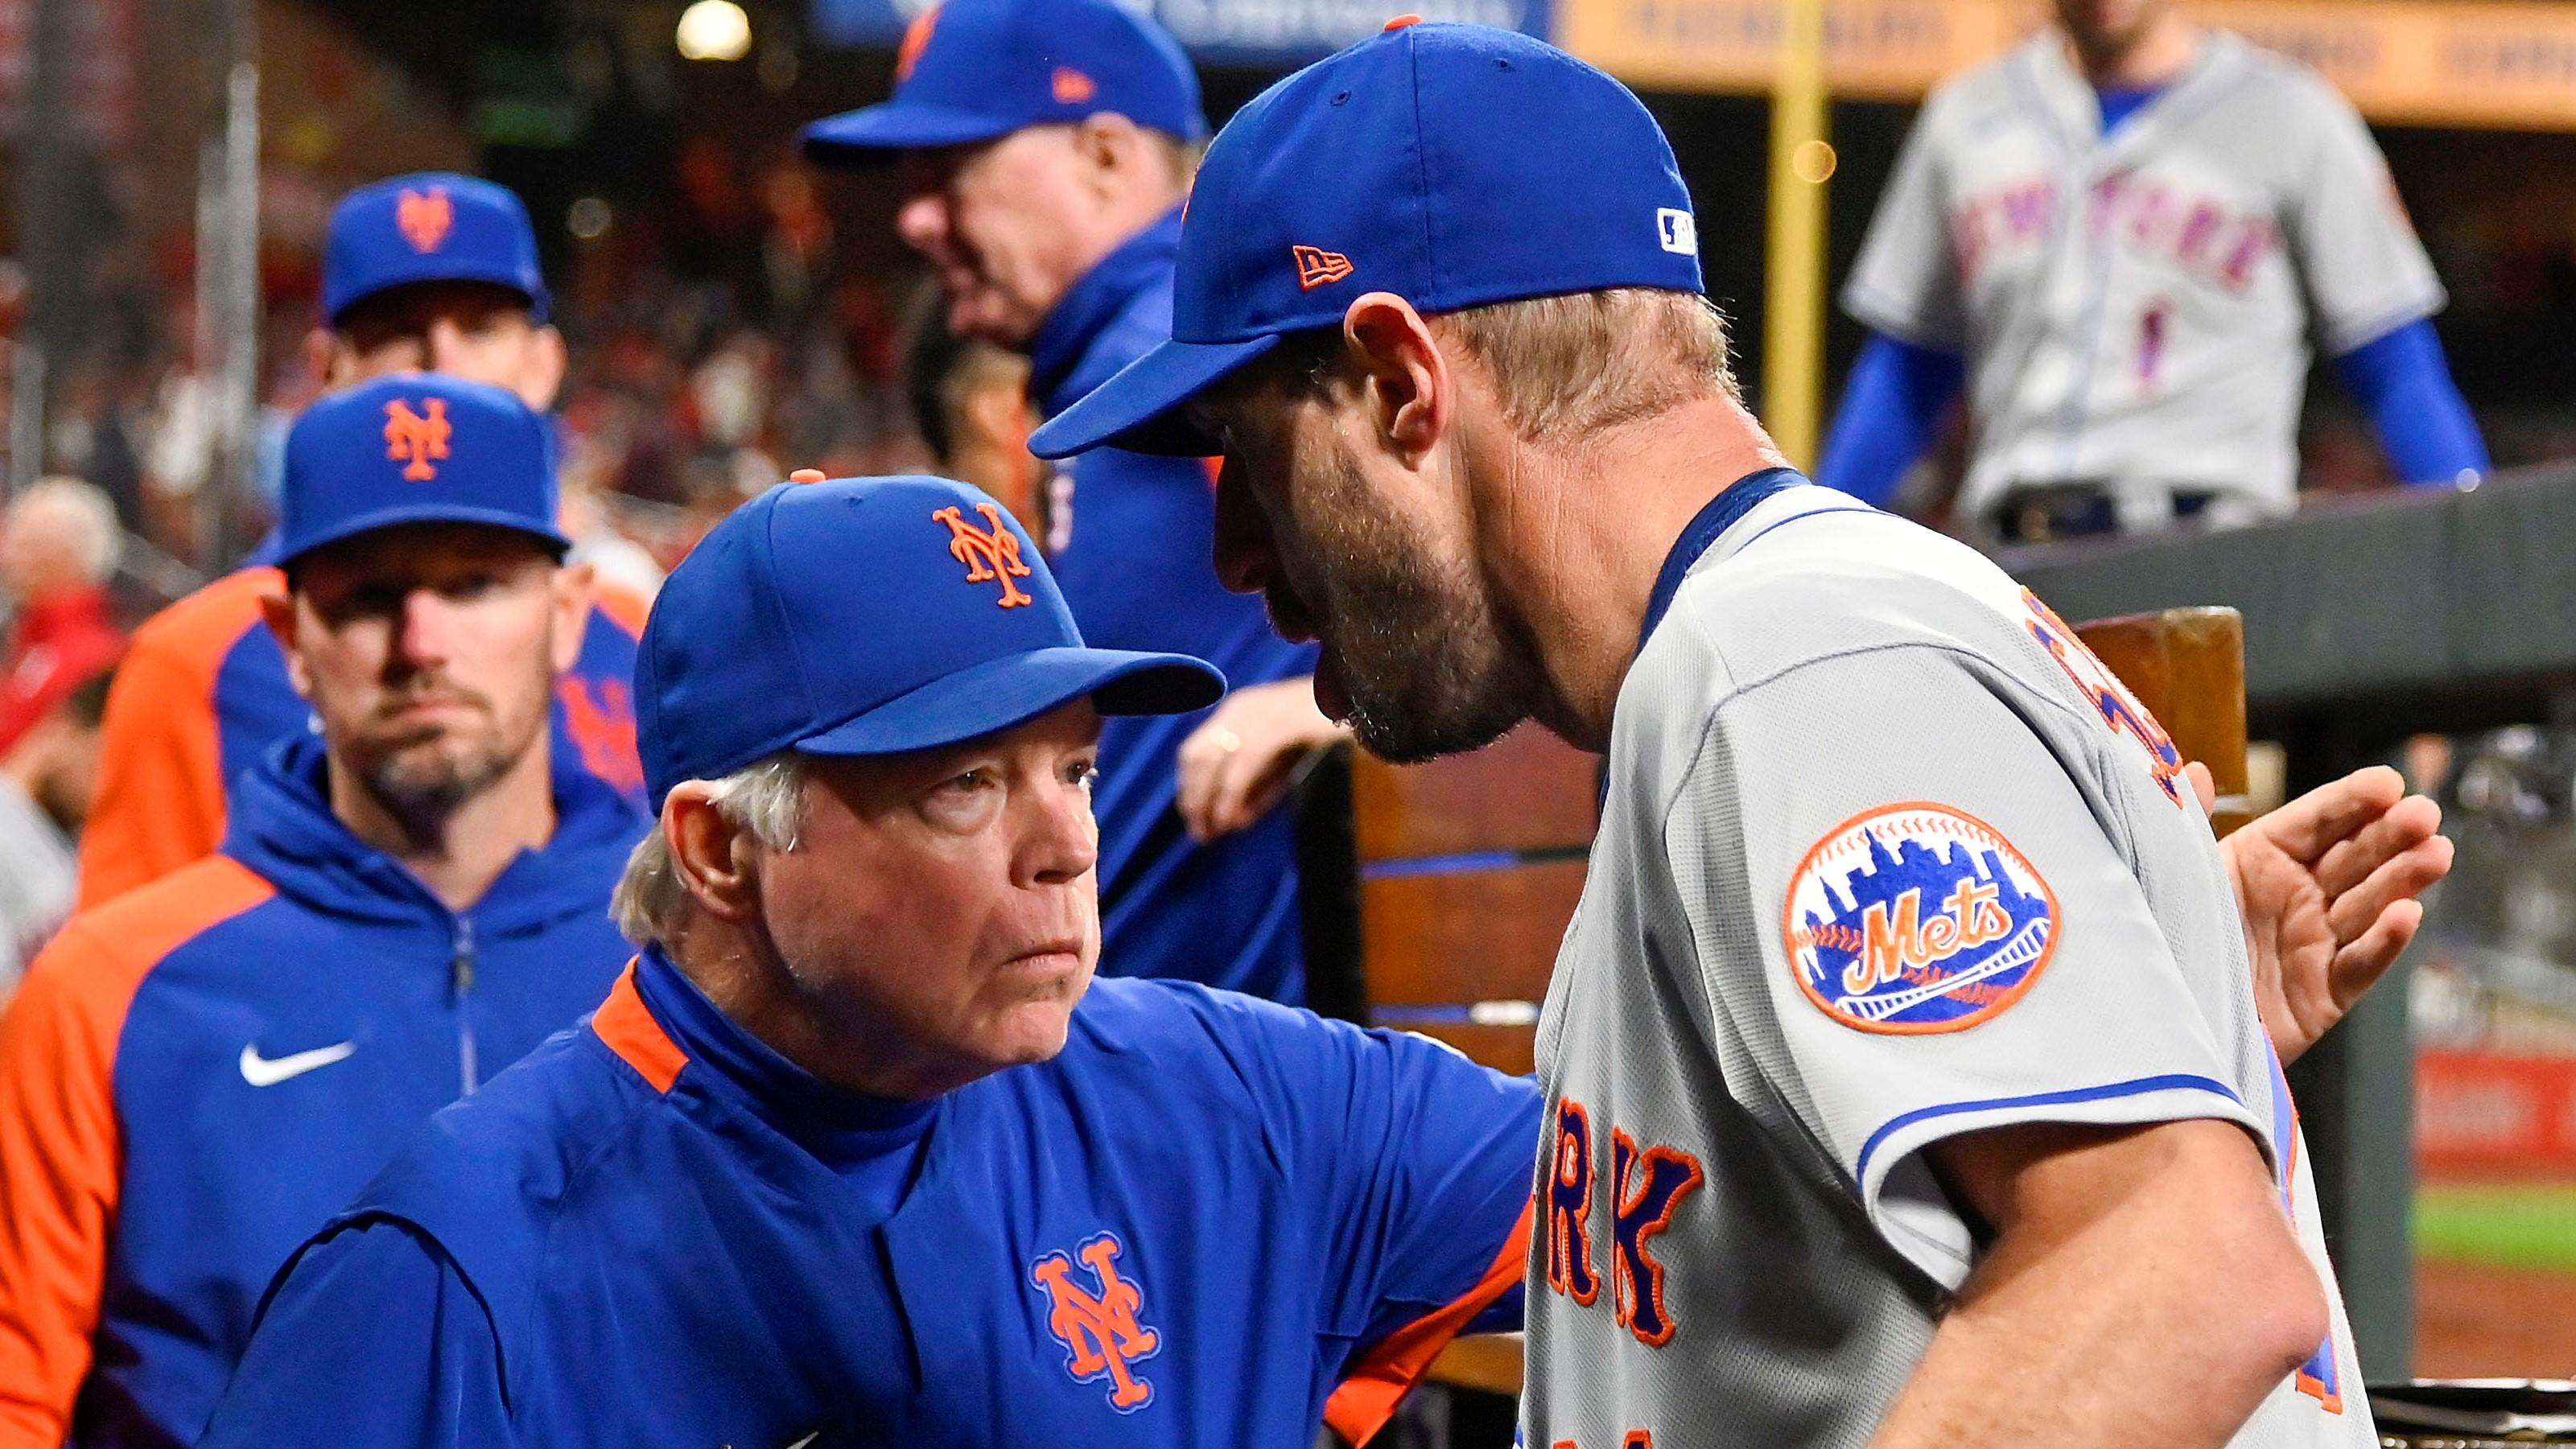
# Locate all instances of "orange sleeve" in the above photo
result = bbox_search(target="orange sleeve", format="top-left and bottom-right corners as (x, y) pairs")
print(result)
(0, 860), (271, 1444)
(76, 574), (272, 908)
(1323, 1197), (1535, 1447)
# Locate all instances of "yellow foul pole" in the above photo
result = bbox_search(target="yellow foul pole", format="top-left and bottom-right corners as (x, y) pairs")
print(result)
(1763, 0), (1831, 470)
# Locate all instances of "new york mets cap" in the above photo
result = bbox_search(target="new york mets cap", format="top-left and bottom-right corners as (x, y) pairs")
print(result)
(278, 374), (571, 567)
(323, 173), (551, 325)
(637, 475), (1224, 808)
(801, 0), (1204, 160)
(1028, 21), (1702, 459)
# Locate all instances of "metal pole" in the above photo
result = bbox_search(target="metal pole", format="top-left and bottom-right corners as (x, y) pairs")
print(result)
(1762, 0), (1830, 471)
(193, 0), (259, 574)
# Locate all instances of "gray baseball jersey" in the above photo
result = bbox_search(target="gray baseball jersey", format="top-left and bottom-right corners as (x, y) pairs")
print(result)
(1520, 482), (2371, 1448)
(1843, 31), (2442, 525)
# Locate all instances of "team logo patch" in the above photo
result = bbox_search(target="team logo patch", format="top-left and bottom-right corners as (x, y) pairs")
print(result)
(1292, 244), (1354, 290)
(1052, 67), (1097, 103)
(382, 398), (452, 481)
(396, 186), (453, 253)
(1783, 803), (2059, 1035)
(894, 5), (939, 82)
(934, 502), (1034, 607)
(1031, 1232), (1163, 1413)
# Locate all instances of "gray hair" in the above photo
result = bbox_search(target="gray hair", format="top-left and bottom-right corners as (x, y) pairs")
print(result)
(609, 753), (809, 948)
(15, 476), (122, 582)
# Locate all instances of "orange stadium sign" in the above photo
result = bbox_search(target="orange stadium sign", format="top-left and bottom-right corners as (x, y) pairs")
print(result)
(1555, 0), (2576, 131)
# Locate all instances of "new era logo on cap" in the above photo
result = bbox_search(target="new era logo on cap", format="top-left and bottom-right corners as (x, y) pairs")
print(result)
(398, 187), (454, 253)
(382, 398), (452, 480)
(1293, 245), (1354, 290)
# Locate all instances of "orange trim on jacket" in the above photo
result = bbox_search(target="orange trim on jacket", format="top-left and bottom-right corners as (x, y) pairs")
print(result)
(591, 961), (688, 1093)
(0, 857), (274, 1445)
(1322, 1196), (1535, 1447)
(76, 570), (278, 907)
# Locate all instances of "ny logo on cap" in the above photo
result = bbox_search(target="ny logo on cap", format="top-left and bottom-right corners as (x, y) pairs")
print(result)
(1292, 245), (1354, 290)
(894, 5), (939, 82)
(935, 503), (1034, 608)
(1031, 1233), (1162, 1413)
(383, 398), (453, 481)
(398, 187), (454, 254)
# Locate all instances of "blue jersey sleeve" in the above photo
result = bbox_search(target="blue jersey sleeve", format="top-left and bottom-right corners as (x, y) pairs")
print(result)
(1196, 994), (1540, 1442)
(1815, 331), (1966, 508)
(2331, 317), (2490, 488)
(200, 1221), (510, 1449)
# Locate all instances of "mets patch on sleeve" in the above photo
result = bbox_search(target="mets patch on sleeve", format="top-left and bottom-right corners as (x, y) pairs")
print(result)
(1782, 803), (2059, 1035)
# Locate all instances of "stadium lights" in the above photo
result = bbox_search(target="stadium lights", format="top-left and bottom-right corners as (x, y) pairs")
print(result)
(676, 0), (753, 61)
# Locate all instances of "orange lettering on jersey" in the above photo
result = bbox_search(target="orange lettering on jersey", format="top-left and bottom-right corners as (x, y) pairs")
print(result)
(1545, 1097), (1601, 1305)
(1293, 245), (1354, 290)
(2021, 591), (2185, 806)
(1052, 67), (1097, 103)
(1031, 1232), (1163, 1413)
(934, 503), (1035, 608)
(382, 398), (452, 481)
(1609, 1130), (1704, 1348)
(397, 187), (453, 253)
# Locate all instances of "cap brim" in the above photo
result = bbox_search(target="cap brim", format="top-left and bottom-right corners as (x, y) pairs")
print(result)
(279, 506), (572, 568)
(1028, 334), (1279, 459)
(793, 646), (1226, 758)
(328, 268), (550, 327)
(801, 101), (1024, 162)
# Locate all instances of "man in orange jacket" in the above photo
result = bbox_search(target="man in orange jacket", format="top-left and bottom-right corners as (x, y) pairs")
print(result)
(78, 174), (647, 905)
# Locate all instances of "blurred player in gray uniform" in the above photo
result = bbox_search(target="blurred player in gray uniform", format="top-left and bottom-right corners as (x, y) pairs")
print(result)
(1820, 0), (2489, 541)
(1030, 21), (2454, 1448)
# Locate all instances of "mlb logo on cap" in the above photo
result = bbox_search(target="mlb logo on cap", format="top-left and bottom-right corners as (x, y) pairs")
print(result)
(801, 0), (1204, 160)
(1028, 23), (1704, 459)
(277, 374), (570, 566)
(324, 172), (552, 325)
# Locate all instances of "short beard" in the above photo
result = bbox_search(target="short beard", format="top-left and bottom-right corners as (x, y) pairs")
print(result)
(363, 743), (518, 837)
(1298, 455), (1550, 764)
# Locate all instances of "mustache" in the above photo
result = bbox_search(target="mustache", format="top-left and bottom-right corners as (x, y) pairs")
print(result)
(372, 680), (493, 722)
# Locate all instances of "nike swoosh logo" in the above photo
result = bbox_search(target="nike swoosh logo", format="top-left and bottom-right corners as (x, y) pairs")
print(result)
(239, 1040), (357, 1087)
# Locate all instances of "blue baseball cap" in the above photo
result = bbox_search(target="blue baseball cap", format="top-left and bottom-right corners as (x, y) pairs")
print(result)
(637, 475), (1223, 807)
(801, 0), (1204, 160)
(1028, 22), (1703, 459)
(278, 374), (570, 567)
(323, 173), (551, 325)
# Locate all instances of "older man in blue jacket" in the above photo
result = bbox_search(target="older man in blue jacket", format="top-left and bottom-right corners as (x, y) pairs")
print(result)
(0, 374), (641, 1448)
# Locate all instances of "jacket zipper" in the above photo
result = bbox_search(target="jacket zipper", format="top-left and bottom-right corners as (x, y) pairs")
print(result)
(451, 918), (480, 1095)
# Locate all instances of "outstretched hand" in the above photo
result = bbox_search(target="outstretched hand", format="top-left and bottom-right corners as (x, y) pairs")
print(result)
(2195, 761), (2453, 1066)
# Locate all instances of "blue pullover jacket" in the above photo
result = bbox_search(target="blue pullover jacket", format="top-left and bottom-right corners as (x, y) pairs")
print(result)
(0, 732), (641, 1449)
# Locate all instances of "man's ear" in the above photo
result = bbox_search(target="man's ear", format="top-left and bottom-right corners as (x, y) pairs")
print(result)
(550, 559), (597, 676)
(1074, 112), (1145, 196)
(663, 784), (765, 924)
(303, 328), (352, 391)
(521, 326), (568, 413)
(258, 589), (317, 701)
(1341, 293), (1449, 464)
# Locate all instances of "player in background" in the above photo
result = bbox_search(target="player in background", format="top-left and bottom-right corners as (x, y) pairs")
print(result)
(1819, 0), (2489, 541)
(802, 0), (1337, 1003)
(200, 475), (1536, 1448)
(76, 174), (649, 908)
(1032, 22), (2455, 1447)
(0, 377), (641, 1449)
